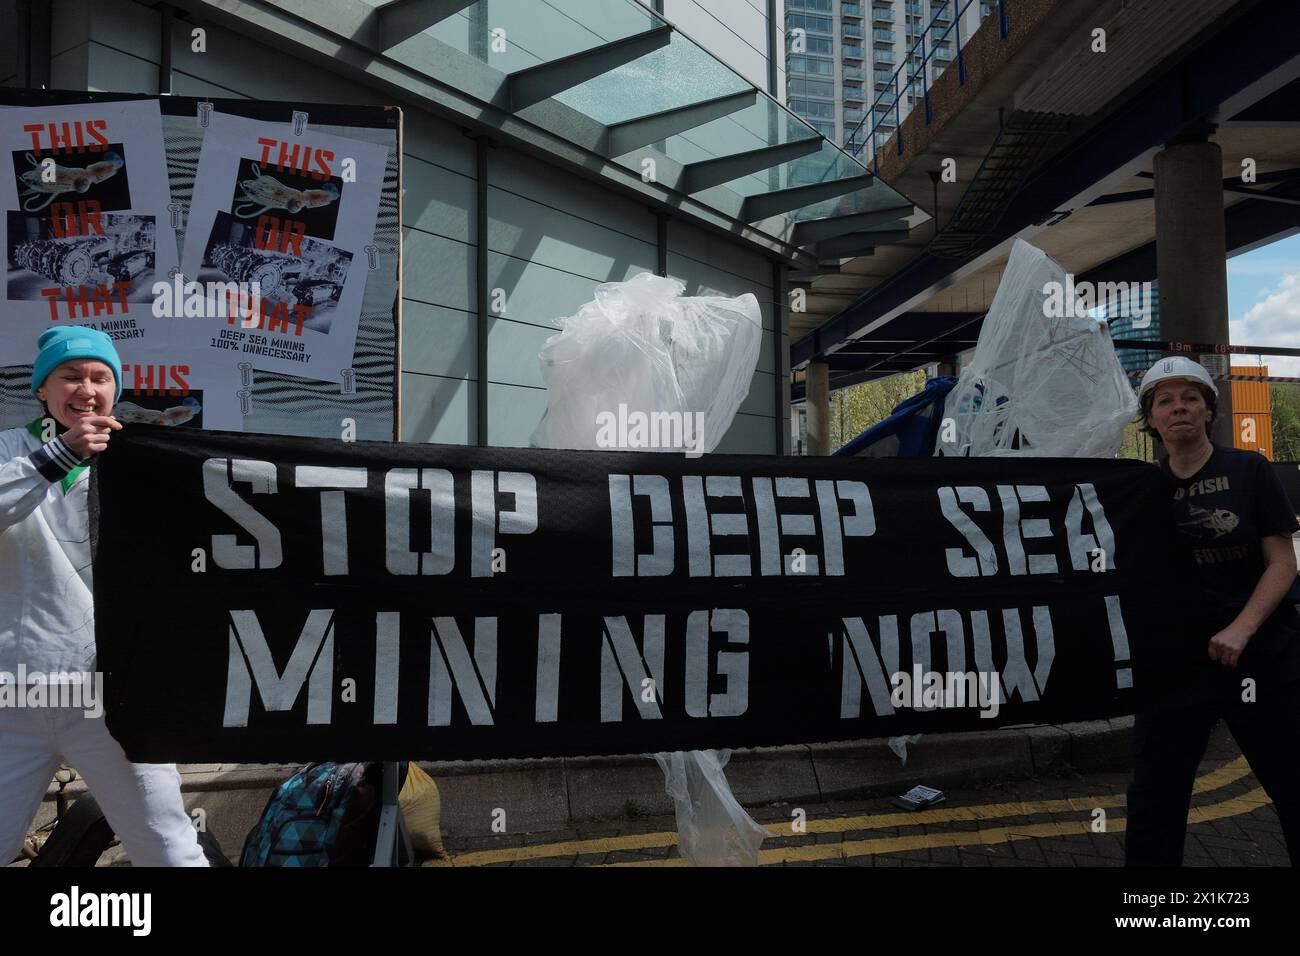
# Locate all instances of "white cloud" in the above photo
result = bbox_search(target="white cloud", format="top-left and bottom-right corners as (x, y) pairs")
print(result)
(1230, 271), (1300, 378)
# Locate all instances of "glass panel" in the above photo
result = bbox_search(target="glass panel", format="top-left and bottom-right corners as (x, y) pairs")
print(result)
(650, 96), (820, 170)
(417, 0), (660, 74)
(555, 29), (749, 125)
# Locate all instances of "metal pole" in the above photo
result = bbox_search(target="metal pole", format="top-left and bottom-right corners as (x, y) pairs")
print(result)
(773, 260), (786, 453)
(160, 4), (174, 95)
(475, 136), (489, 446)
(955, 1), (966, 85)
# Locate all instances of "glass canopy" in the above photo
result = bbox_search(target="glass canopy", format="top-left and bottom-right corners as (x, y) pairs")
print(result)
(360, 0), (918, 254)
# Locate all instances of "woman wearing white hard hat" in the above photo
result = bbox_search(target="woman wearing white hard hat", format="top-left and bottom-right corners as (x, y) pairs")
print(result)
(0, 327), (208, 866)
(1125, 355), (1300, 866)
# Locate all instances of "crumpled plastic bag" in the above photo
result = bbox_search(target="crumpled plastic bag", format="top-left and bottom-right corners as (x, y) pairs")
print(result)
(651, 750), (770, 867)
(888, 734), (923, 765)
(530, 272), (762, 454)
(936, 239), (1137, 457)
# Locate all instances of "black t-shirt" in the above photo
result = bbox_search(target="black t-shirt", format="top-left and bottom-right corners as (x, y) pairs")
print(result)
(1160, 444), (1300, 688)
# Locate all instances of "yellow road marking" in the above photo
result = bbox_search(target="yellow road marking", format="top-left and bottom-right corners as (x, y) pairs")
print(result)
(437, 756), (1258, 868)
(605, 787), (1274, 867)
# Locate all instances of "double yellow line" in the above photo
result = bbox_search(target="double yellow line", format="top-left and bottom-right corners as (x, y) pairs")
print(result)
(431, 757), (1268, 867)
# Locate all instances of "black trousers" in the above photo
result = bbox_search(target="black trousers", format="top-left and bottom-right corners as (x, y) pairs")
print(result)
(1125, 680), (1300, 866)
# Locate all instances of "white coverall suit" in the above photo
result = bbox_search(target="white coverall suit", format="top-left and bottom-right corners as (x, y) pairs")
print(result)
(0, 423), (207, 866)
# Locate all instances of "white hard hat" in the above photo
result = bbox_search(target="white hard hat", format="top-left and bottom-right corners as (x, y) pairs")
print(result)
(1137, 356), (1219, 400)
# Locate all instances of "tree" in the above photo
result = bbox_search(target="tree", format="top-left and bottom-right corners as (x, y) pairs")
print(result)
(1270, 384), (1300, 461)
(828, 371), (927, 451)
(1117, 418), (1154, 462)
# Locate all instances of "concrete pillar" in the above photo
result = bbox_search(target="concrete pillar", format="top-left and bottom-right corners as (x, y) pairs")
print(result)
(1154, 138), (1233, 446)
(806, 361), (831, 455)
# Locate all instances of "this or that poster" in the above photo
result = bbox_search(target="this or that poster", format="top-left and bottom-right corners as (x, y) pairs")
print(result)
(178, 111), (386, 384)
(0, 99), (179, 357)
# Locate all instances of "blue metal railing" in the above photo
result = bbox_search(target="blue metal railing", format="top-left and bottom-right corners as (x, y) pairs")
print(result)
(844, 0), (1010, 172)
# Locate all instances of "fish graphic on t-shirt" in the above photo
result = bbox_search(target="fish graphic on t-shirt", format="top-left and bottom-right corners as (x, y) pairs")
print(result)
(1178, 503), (1239, 540)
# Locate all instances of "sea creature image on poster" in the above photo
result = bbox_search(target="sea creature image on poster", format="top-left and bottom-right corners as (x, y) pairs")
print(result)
(17, 151), (124, 212)
(233, 163), (340, 218)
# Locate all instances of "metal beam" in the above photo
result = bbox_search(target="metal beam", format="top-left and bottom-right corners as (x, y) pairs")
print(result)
(791, 205), (913, 244)
(509, 25), (673, 111)
(813, 228), (910, 258)
(789, 263), (847, 282)
(682, 136), (824, 193)
(741, 174), (873, 221)
(792, 0), (1300, 368)
(604, 90), (757, 156)
(803, 291), (863, 303)
(1223, 185), (1300, 207)
(1089, 168), (1300, 206)
(1086, 188), (1153, 206)
(377, 0), (480, 50)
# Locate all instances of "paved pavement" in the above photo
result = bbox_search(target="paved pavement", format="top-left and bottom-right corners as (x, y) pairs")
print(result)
(434, 721), (1291, 867)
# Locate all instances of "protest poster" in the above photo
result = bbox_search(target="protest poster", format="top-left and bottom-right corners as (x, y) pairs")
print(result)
(178, 110), (388, 386)
(0, 99), (179, 356)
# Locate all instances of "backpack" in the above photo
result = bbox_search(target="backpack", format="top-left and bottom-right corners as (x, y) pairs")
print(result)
(240, 762), (384, 867)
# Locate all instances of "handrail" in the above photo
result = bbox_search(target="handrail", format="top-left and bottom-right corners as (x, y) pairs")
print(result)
(844, 0), (1009, 173)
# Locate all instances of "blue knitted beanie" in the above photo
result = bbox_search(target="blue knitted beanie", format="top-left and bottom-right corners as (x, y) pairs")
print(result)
(31, 326), (123, 401)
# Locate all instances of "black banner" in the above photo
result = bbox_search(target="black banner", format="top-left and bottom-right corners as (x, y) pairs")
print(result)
(91, 428), (1210, 763)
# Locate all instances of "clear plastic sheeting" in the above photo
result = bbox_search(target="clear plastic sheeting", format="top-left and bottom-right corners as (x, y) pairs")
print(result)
(651, 750), (770, 867)
(530, 272), (763, 454)
(935, 239), (1137, 458)
(888, 734), (923, 765)
(530, 273), (766, 865)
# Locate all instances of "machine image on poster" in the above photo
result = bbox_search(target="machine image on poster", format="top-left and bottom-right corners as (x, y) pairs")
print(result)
(0, 100), (179, 354)
(7, 211), (158, 307)
(200, 210), (353, 337)
(180, 111), (385, 384)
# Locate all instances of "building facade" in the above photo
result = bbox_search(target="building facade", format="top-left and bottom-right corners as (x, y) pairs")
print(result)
(3, 0), (814, 453)
(785, 0), (992, 151)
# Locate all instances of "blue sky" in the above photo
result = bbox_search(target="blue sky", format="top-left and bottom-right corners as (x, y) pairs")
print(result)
(1227, 231), (1300, 376)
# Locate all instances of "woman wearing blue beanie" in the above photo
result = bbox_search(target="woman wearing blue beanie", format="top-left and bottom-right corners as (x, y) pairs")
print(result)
(0, 326), (208, 867)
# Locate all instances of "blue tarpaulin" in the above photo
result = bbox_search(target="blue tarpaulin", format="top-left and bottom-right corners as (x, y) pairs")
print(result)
(833, 376), (958, 458)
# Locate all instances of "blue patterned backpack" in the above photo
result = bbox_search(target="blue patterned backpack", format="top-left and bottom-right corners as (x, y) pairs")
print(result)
(240, 762), (383, 867)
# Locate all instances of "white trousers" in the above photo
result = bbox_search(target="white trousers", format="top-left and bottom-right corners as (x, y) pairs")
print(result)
(0, 704), (208, 866)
